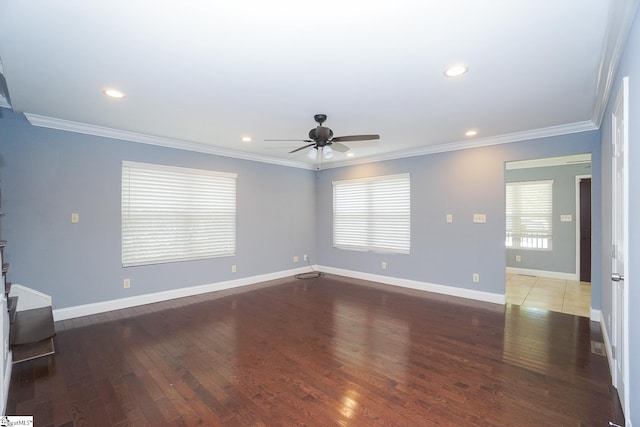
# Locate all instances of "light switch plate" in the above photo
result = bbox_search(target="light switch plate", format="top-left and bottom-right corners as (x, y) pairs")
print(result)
(473, 214), (486, 223)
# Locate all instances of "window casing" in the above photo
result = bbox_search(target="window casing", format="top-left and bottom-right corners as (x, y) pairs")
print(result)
(505, 180), (553, 250)
(122, 161), (237, 267)
(333, 173), (410, 254)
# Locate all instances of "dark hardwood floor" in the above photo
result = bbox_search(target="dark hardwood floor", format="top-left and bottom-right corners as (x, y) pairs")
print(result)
(6, 274), (624, 426)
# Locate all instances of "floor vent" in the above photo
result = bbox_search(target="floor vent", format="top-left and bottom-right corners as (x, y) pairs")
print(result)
(591, 340), (606, 357)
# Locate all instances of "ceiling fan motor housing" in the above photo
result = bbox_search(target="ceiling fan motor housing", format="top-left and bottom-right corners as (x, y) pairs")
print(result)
(310, 126), (333, 145)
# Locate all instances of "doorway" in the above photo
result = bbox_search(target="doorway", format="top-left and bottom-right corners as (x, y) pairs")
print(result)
(505, 155), (592, 317)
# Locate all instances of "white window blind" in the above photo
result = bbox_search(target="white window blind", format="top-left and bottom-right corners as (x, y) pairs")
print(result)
(333, 173), (410, 254)
(505, 180), (553, 250)
(122, 161), (237, 267)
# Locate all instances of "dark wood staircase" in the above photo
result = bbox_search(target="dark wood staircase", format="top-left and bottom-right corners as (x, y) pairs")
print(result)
(3, 269), (56, 364)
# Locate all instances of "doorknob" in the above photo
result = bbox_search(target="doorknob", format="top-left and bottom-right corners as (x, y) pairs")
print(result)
(611, 273), (624, 282)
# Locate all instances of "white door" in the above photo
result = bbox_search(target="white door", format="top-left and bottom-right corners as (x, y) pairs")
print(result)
(611, 76), (629, 418)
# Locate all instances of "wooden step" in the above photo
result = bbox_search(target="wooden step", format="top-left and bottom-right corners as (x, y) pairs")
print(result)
(12, 337), (55, 364)
(10, 306), (56, 346)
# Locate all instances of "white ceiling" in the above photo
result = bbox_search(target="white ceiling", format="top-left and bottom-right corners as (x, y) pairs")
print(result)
(0, 1), (636, 169)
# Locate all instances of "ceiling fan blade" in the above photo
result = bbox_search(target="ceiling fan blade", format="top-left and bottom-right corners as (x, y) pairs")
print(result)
(330, 142), (350, 152)
(332, 134), (380, 142)
(289, 142), (316, 154)
(265, 139), (313, 142)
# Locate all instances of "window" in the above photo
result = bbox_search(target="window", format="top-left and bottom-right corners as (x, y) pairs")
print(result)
(333, 173), (410, 254)
(122, 161), (237, 267)
(505, 180), (552, 250)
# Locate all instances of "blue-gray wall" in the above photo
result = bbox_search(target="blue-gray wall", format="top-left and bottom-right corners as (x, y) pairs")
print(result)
(505, 163), (592, 275)
(316, 131), (601, 305)
(0, 110), (316, 309)
(600, 7), (639, 425)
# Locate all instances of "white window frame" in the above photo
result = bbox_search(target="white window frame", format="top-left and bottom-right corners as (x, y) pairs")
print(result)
(333, 173), (410, 254)
(505, 179), (553, 250)
(122, 161), (237, 267)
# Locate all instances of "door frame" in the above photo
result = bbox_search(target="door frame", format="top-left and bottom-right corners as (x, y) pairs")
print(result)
(610, 75), (629, 419)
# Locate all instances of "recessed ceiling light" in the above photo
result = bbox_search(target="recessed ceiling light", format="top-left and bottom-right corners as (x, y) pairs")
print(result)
(465, 130), (478, 136)
(444, 65), (468, 77)
(103, 88), (125, 98)
(241, 136), (252, 142)
(346, 152), (354, 157)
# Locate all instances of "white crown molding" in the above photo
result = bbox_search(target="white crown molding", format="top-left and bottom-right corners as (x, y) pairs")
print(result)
(591, 0), (640, 127)
(24, 113), (314, 170)
(323, 120), (598, 169)
(23, 113), (599, 171)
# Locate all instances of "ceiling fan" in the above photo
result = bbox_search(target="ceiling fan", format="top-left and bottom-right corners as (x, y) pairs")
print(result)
(265, 114), (380, 159)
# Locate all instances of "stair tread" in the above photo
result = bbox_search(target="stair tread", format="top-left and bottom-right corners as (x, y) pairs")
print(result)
(10, 306), (56, 345)
(12, 338), (55, 364)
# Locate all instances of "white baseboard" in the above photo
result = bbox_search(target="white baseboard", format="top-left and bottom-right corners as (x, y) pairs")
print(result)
(52, 266), (314, 321)
(506, 267), (578, 281)
(318, 266), (506, 305)
(2, 351), (12, 416)
(600, 312), (615, 379)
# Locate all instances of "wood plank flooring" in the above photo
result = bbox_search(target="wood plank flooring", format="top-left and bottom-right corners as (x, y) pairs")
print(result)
(6, 274), (624, 426)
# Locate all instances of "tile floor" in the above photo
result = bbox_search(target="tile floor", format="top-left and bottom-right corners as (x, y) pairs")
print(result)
(506, 273), (591, 317)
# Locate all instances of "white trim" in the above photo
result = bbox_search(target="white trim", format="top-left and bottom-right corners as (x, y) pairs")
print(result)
(601, 311), (615, 379)
(24, 113), (313, 170)
(506, 154), (591, 170)
(324, 121), (597, 169)
(23, 113), (599, 171)
(8, 284), (52, 311)
(591, 0), (640, 127)
(318, 266), (505, 305)
(506, 267), (578, 281)
(52, 267), (313, 321)
(1, 351), (11, 416)
(590, 308), (601, 323)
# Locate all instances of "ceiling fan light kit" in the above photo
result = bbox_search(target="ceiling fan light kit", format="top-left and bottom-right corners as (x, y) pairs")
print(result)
(323, 146), (334, 159)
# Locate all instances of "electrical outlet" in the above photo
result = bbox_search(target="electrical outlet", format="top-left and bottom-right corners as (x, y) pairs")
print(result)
(71, 213), (79, 223)
(446, 214), (453, 223)
(293, 256), (299, 263)
(381, 261), (387, 270)
(472, 273), (480, 283)
(123, 278), (130, 288)
(304, 254), (308, 261)
(231, 264), (237, 273)
(515, 255), (521, 262)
